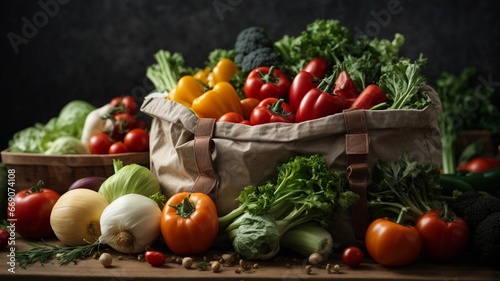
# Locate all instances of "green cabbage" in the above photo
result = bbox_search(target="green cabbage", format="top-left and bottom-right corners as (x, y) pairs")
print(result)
(56, 100), (95, 139)
(99, 160), (161, 203)
(8, 100), (95, 153)
(44, 136), (88, 155)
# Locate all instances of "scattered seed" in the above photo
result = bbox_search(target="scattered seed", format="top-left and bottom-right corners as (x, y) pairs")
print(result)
(211, 261), (221, 272)
(308, 253), (323, 265)
(305, 265), (313, 275)
(99, 253), (113, 268)
(222, 253), (235, 263)
(182, 257), (193, 269)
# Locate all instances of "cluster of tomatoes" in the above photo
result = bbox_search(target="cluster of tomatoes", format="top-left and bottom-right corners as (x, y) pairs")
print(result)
(217, 57), (389, 126)
(88, 96), (150, 154)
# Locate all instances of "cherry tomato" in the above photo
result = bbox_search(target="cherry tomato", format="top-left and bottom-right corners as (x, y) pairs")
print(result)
(108, 142), (129, 154)
(110, 95), (138, 115)
(121, 95), (139, 115)
(240, 98), (261, 120)
(217, 112), (245, 123)
(415, 208), (469, 262)
(365, 209), (422, 267)
(124, 128), (149, 152)
(110, 97), (122, 109)
(10, 181), (61, 239)
(342, 246), (364, 267)
(145, 250), (166, 267)
(0, 229), (9, 249)
(110, 113), (138, 141)
(88, 132), (115, 154)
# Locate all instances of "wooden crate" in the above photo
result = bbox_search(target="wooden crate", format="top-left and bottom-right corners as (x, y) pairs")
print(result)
(1, 150), (150, 194)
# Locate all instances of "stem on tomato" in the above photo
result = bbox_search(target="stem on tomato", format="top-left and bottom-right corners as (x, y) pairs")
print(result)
(258, 66), (278, 84)
(170, 194), (195, 218)
(439, 201), (457, 222)
(27, 180), (45, 194)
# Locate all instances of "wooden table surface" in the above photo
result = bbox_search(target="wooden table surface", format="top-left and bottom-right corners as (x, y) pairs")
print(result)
(1, 238), (499, 281)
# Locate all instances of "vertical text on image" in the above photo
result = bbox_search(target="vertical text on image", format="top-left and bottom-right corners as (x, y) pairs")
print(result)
(6, 169), (17, 273)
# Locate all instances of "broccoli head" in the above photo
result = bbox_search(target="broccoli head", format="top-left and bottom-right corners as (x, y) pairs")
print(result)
(471, 211), (500, 266)
(461, 196), (500, 232)
(452, 191), (480, 217)
(235, 26), (273, 60)
(241, 47), (282, 73)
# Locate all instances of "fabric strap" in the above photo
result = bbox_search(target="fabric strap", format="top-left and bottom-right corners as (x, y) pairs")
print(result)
(343, 109), (370, 240)
(191, 118), (219, 201)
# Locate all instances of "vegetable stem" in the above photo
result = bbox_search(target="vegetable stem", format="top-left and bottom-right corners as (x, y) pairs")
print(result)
(395, 207), (409, 224)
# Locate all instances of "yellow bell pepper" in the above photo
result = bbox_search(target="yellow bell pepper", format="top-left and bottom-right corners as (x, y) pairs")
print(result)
(166, 75), (205, 108)
(193, 67), (211, 86)
(191, 82), (243, 119)
(210, 58), (238, 87)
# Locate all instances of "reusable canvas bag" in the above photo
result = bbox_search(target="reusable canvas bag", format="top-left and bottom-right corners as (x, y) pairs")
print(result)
(141, 85), (442, 245)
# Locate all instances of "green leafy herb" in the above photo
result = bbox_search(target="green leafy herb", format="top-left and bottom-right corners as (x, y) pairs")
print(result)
(378, 57), (429, 109)
(274, 19), (353, 76)
(368, 153), (442, 222)
(17, 241), (100, 268)
(218, 154), (359, 260)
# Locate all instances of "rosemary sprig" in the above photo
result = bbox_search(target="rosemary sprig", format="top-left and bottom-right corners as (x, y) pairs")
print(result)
(17, 241), (101, 269)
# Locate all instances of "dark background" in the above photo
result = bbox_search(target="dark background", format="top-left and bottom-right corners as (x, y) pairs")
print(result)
(1, 0), (500, 150)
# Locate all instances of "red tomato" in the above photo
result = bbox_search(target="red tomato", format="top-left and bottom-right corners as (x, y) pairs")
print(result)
(302, 57), (329, 79)
(108, 142), (129, 154)
(88, 132), (115, 154)
(110, 95), (138, 115)
(415, 208), (469, 262)
(342, 246), (364, 267)
(145, 250), (166, 267)
(9, 181), (60, 239)
(124, 128), (149, 152)
(110, 113), (138, 141)
(244, 66), (291, 100)
(240, 98), (260, 120)
(458, 157), (500, 173)
(110, 97), (122, 108)
(250, 98), (295, 125)
(365, 209), (422, 267)
(217, 112), (245, 123)
(121, 95), (139, 115)
(0, 229), (9, 249)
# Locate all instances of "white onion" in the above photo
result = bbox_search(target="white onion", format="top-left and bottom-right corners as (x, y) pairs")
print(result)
(50, 189), (109, 246)
(98, 193), (161, 254)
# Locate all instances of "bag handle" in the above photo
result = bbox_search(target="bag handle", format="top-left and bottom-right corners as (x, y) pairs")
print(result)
(191, 118), (219, 201)
(343, 109), (370, 240)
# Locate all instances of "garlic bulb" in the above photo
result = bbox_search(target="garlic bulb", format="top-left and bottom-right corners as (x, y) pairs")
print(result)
(50, 189), (109, 246)
(99, 193), (161, 254)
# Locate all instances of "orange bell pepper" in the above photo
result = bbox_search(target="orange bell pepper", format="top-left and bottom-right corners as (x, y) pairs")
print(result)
(191, 82), (243, 119)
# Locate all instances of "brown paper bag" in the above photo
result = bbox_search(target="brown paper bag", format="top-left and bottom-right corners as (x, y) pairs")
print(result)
(141, 85), (441, 245)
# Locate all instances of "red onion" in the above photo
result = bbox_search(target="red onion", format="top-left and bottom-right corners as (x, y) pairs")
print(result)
(68, 176), (107, 191)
